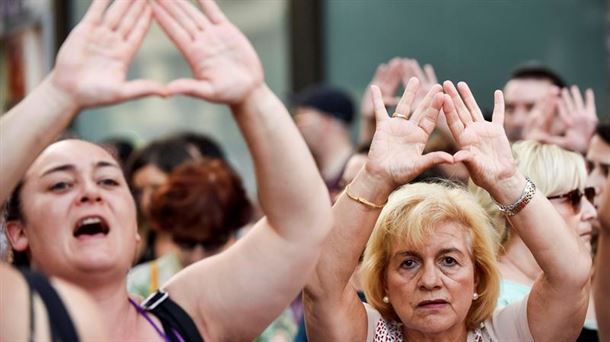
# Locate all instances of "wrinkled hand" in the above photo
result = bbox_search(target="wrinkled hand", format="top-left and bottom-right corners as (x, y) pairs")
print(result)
(365, 78), (453, 188)
(534, 86), (598, 153)
(51, 0), (166, 109)
(360, 58), (403, 119)
(442, 81), (515, 191)
(152, 0), (263, 105)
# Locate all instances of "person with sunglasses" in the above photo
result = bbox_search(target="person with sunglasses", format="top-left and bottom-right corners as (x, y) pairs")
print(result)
(471, 139), (598, 340)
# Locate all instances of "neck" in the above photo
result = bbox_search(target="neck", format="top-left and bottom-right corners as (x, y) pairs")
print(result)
(154, 231), (178, 258)
(315, 133), (353, 182)
(79, 278), (141, 340)
(499, 236), (541, 285)
(404, 324), (469, 342)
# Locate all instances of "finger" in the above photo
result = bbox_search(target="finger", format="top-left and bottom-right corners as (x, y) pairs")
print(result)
(411, 84), (442, 123)
(442, 93), (465, 138)
(174, 0), (211, 30)
(418, 151), (455, 171)
(570, 85), (585, 110)
(126, 5), (153, 47)
(443, 81), (472, 125)
(371, 85), (390, 123)
(418, 92), (444, 135)
(158, 0), (199, 38)
(198, 0), (228, 24)
(561, 87), (576, 113)
(585, 89), (597, 119)
(556, 98), (572, 127)
(167, 78), (214, 99)
(453, 150), (473, 164)
(401, 58), (415, 86)
(151, 1), (192, 49)
(120, 79), (168, 100)
(104, 0), (133, 30)
(411, 60), (426, 84)
(491, 90), (505, 126)
(117, 0), (147, 39)
(82, 0), (111, 25)
(424, 64), (437, 84)
(456, 82), (484, 121)
(395, 77), (420, 117)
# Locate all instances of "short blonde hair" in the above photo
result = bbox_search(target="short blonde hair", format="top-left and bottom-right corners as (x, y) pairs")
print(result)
(361, 182), (500, 330)
(469, 140), (587, 248)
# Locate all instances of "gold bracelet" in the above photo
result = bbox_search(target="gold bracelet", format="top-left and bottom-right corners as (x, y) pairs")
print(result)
(345, 184), (387, 209)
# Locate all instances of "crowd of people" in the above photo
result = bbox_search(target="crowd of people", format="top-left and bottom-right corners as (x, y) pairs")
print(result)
(1, 1), (608, 341)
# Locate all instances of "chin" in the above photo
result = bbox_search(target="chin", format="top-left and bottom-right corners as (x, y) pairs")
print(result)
(404, 316), (461, 335)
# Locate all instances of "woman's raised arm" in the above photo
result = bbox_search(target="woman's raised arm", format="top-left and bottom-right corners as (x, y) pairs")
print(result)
(443, 80), (591, 342)
(0, 0), (164, 204)
(151, 1), (332, 340)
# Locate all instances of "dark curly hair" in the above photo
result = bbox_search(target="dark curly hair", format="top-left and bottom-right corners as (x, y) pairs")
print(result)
(148, 159), (252, 248)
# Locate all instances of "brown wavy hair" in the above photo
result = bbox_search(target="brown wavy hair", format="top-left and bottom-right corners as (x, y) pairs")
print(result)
(149, 159), (252, 245)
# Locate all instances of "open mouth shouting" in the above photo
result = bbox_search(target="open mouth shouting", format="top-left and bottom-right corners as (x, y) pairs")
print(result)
(73, 216), (110, 239)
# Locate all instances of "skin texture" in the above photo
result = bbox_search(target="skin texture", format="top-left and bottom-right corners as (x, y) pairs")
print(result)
(386, 222), (476, 340)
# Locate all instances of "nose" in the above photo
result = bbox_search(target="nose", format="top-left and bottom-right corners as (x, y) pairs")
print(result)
(418, 263), (442, 290)
(76, 180), (102, 205)
(581, 196), (598, 222)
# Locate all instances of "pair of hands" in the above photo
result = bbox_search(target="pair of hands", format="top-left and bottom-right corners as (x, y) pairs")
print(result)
(365, 78), (514, 194)
(50, 0), (262, 111)
(523, 85), (597, 153)
(361, 57), (438, 119)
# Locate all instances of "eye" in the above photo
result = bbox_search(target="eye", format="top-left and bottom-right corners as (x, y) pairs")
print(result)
(98, 178), (119, 187)
(48, 181), (72, 192)
(440, 256), (458, 267)
(400, 259), (418, 270)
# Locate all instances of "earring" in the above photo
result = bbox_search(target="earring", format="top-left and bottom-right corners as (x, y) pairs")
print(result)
(382, 296), (389, 304)
(473, 292), (479, 301)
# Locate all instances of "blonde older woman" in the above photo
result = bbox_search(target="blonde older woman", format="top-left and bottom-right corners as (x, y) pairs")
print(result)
(303, 79), (591, 341)
(470, 140), (597, 337)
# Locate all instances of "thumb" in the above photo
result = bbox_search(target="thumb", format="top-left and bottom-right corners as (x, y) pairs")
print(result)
(167, 79), (213, 99)
(120, 79), (168, 100)
(453, 150), (473, 164)
(418, 151), (454, 170)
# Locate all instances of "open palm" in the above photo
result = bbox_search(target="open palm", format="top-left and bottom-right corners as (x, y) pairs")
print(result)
(367, 78), (453, 187)
(152, 0), (263, 104)
(442, 81), (515, 189)
(52, 0), (165, 108)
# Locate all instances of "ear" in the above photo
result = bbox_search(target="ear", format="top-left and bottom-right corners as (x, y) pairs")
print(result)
(5, 221), (29, 251)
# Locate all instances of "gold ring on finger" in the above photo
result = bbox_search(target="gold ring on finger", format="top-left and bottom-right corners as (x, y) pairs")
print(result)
(392, 112), (409, 120)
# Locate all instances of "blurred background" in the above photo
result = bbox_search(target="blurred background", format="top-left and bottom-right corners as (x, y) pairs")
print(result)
(1, 0), (608, 195)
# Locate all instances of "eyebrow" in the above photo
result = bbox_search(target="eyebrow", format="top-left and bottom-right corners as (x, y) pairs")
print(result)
(41, 161), (120, 177)
(395, 247), (465, 259)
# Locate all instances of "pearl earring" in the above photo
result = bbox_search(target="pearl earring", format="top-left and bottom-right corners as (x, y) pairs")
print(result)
(473, 292), (479, 301)
(382, 296), (389, 303)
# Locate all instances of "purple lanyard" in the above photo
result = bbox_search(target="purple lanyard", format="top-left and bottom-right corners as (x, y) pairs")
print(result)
(129, 297), (174, 342)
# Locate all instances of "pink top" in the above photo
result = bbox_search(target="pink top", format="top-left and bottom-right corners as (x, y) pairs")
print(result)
(364, 295), (533, 342)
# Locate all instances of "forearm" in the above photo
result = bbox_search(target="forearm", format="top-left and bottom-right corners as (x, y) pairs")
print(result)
(493, 174), (591, 289)
(0, 74), (78, 203)
(230, 84), (332, 243)
(305, 168), (393, 300)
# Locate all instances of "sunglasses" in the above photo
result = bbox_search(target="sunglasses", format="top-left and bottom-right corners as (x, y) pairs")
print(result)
(547, 187), (596, 211)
